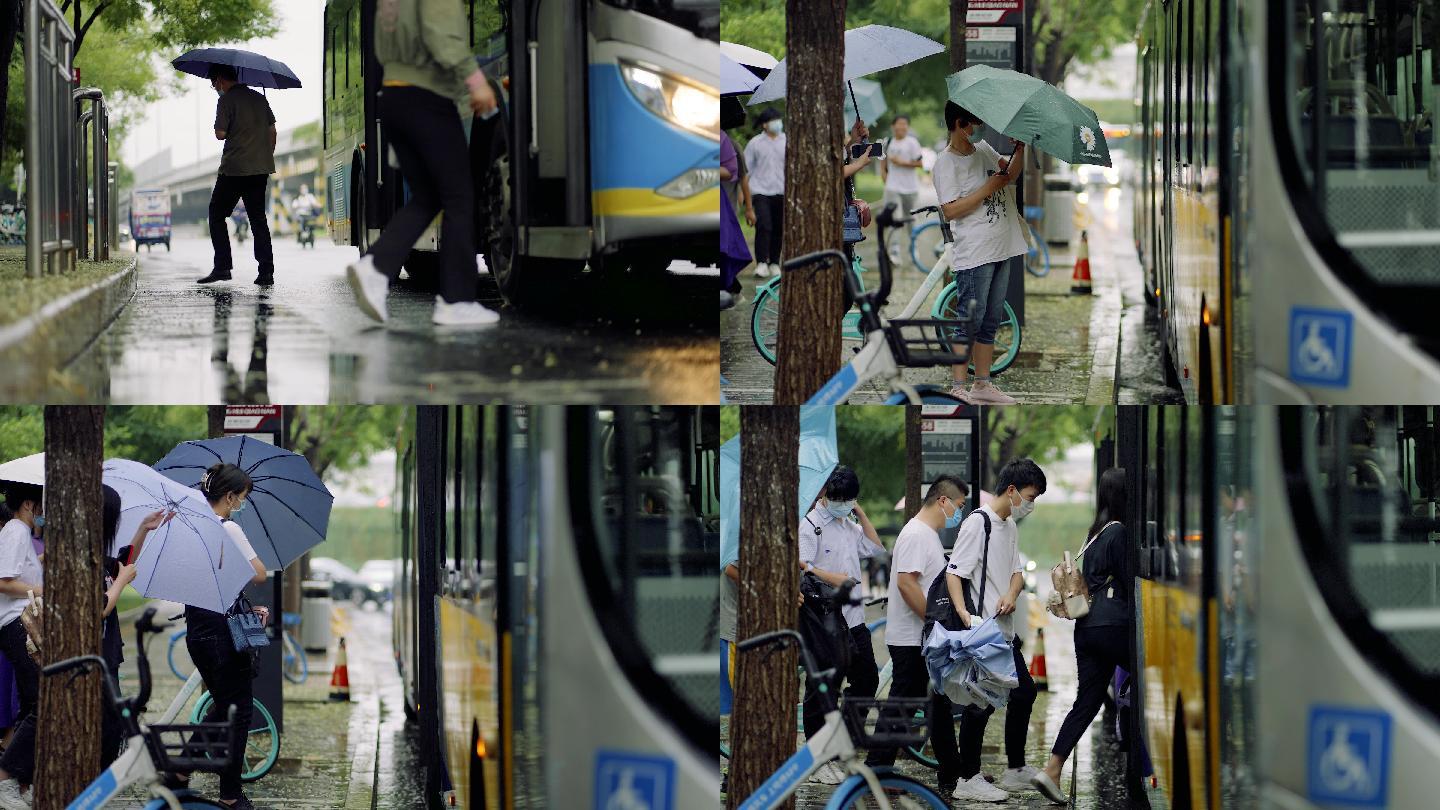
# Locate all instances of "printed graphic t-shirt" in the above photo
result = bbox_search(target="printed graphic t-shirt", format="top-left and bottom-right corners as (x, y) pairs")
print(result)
(931, 142), (1028, 270)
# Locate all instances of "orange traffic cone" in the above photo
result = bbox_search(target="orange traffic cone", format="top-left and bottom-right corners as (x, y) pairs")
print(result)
(329, 636), (351, 702)
(1070, 230), (1092, 295)
(1030, 627), (1049, 691)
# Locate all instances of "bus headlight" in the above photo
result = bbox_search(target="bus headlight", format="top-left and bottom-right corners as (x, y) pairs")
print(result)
(620, 61), (720, 141)
(657, 167), (719, 199)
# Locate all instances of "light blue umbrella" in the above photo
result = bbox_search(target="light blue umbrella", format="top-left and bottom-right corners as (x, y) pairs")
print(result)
(748, 25), (944, 105)
(153, 436), (333, 571)
(922, 617), (1019, 709)
(722, 54), (763, 96)
(105, 459), (252, 612)
(720, 406), (838, 572)
(843, 77), (887, 127)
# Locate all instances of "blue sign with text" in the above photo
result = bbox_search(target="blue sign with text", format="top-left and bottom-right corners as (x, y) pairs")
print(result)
(1307, 705), (1391, 807)
(1290, 307), (1353, 387)
(594, 750), (675, 810)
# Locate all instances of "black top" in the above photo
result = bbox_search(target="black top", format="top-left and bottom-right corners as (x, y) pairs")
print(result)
(1076, 522), (1132, 629)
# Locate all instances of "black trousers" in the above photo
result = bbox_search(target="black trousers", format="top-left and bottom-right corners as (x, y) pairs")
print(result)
(0, 620), (37, 782)
(752, 194), (784, 265)
(802, 624), (878, 740)
(367, 86), (476, 304)
(185, 625), (254, 800)
(209, 174), (274, 277)
(937, 637), (1037, 783)
(864, 644), (926, 767)
(1052, 624), (1130, 759)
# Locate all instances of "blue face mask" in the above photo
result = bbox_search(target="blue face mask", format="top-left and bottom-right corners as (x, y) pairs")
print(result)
(826, 500), (856, 519)
(231, 499), (247, 515)
(32, 515), (44, 529)
(941, 499), (963, 529)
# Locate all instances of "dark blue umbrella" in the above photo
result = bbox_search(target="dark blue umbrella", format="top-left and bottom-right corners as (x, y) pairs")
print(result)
(172, 47), (302, 90)
(153, 436), (333, 570)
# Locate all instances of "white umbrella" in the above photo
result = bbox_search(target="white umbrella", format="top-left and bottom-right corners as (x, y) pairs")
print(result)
(0, 453), (44, 488)
(720, 41), (778, 71)
(106, 459), (252, 612)
(748, 25), (944, 105)
(722, 54), (763, 96)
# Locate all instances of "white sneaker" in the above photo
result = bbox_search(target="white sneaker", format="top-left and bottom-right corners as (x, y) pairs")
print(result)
(952, 774), (1009, 802)
(433, 297), (501, 327)
(809, 761), (847, 785)
(346, 255), (389, 323)
(0, 780), (28, 810)
(754, 263), (771, 279)
(967, 380), (1018, 404)
(997, 765), (1040, 791)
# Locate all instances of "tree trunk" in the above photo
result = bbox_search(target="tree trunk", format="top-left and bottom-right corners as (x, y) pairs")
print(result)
(726, 406), (799, 809)
(904, 405), (922, 520)
(949, 0), (969, 72)
(34, 406), (105, 810)
(772, 0), (846, 404)
(0, 0), (23, 185)
(207, 405), (226, 438)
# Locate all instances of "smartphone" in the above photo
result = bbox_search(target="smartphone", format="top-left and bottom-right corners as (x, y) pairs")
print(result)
(849, 141), (883, 160)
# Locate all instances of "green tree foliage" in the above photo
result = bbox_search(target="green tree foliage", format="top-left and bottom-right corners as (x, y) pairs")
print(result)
(105, 405), (207, 463)
(983, 405), (1096, 479)
(286, 406), (406, 481)
(720, 405), (739, 444)
(721, 0), (1144, 149)
(835, 405), (904, 531)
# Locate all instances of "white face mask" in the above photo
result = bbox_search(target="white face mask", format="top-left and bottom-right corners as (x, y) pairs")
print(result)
(1010, 490), (1035, 520)
(825, 500), (856, 519)
(766, 120), (783, 135)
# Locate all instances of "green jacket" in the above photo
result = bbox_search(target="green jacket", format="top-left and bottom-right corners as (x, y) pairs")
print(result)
(375, 0), (478, 100)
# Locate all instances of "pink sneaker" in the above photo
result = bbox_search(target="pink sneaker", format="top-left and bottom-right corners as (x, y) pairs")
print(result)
(967, 380), (1017, 404)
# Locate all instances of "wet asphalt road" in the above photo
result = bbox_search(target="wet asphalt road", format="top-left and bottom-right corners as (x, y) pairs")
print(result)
(48, 234), (717, 403)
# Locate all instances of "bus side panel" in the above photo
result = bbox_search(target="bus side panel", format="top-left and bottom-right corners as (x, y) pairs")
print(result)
(439, 597), (500, 810)
(1143, 578), (1209, 808)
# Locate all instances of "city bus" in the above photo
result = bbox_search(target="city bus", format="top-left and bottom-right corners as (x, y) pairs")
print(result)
(322, 0), (720, 308)
(1135, 0), (1440, 403)
(392, 405), (719, 808)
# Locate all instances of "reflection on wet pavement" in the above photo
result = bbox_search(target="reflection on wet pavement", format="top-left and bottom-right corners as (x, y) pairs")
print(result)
(51, 236), (717, 403)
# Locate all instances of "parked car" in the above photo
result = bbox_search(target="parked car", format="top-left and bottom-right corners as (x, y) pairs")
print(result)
(307, 557), (368, 605)
(357, 559), (395, 605)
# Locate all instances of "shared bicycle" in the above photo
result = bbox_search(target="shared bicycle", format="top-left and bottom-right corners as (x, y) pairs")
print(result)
(902, 204), (1049, 279)
(750, 204), (1022, 393)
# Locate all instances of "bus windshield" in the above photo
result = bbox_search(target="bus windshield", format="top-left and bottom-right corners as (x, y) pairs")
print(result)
(601, 0), (719, 40)
(1282, 1), (1439, 288)
(1292, 407), (1440, 717)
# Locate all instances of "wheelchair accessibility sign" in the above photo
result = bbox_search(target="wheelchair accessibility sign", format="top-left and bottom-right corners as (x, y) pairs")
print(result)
(594, 750), (675, 810)
(1307, 705), (1391, 807)
(1290, 307), (1353, 387)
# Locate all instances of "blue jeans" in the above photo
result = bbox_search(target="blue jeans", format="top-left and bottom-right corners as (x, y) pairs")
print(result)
(953, 260), (1010, 345)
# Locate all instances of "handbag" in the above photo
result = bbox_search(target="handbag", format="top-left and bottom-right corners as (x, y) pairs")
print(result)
(923, 511), (991, 644)
(19, 591), (42, 661)
(1047, 521), (1119, 620)
(842, 202), (866, 244)
(227, 594), (271, 653)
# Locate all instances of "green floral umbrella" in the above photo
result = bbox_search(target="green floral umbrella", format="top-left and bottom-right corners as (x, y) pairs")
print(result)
(946, 65), (1112, 167)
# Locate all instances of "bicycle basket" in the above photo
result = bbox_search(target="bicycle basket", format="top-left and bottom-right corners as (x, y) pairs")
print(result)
(883, 319), (973, 368)
(146, 710), (240, 774)
(841, 697), (931, 748)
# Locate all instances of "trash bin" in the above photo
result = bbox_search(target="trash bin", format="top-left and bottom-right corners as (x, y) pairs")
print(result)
(1043, 174), (1076, 245)
(301, 580), (334, 653)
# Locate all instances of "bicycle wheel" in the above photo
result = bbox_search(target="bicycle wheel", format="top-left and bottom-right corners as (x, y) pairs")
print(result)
(750, 278), (782, 365)
(282, 632), (308, 684)
(168, 631), (193, 681)
(830, 772), (950, 808)
(1024, 223), (1051, 277)
(142, 796), (230, 810)
(909, 222), (946, 274)
(191, 693), (281, 781)
(932, 285), (1021, 376)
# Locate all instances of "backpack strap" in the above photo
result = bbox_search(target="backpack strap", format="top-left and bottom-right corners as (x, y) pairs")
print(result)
(977, 511), (992, 617)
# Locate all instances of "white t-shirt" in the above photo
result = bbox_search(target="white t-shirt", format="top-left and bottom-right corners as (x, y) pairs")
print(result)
(799, 506), (884, 629)
(223, 520), (260, 565)
(946, 504), (1024, 640)
(743, 132), (787, 197)
(0, 519), (43, 629)
(883, 134), (924, 194)
(931, 142), (1028, 270)
(885, 517), (948, 647)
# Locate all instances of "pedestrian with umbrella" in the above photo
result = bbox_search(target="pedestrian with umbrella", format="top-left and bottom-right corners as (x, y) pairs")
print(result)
(172, 49), (302, 287)
(123, 461), (267, 810)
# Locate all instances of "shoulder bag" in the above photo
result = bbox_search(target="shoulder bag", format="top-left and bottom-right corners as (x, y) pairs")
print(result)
(227, 593), (271, 653)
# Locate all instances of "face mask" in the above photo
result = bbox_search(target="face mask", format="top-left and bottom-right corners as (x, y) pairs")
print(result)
(32, 515), (44, 529)
(767, 120), (783, 135)
(231, 498), (247, 515)
(826, 500), (856, 519)
(1011, 491), (1035, 520)
(941, 499), (963, 530)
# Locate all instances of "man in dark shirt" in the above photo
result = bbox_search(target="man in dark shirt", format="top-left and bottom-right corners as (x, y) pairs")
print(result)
(199, 64), (278, 286)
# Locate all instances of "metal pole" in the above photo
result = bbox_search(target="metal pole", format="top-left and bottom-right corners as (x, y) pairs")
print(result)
(97, 101), (108, 260)
(108, 161), (118, 253)
(77, 108), (90, 260)
(24, 0), (41, 277)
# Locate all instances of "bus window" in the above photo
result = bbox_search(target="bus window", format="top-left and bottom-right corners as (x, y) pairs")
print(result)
(1289, 407), (1440, 705)
(1165, 407), (1184, 582)
(470, 0), (507, 63)
(348, 6), (361, 89)
(1215, 407), (1258, 803)
(459, 407), (480, 580)
(478, 407), (499, 585)
(1182, 407), (1204, 588)
(576, 407), (719, 739)
(1281, 2), (1439, 288)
